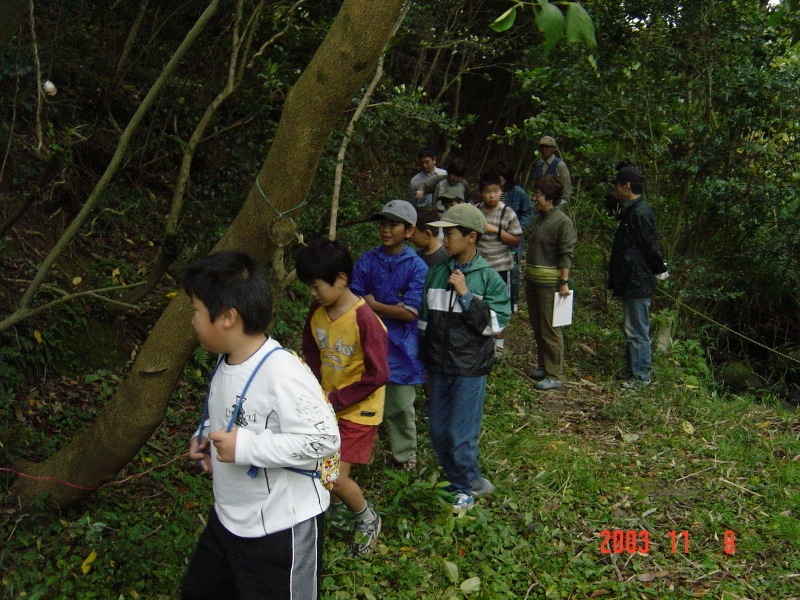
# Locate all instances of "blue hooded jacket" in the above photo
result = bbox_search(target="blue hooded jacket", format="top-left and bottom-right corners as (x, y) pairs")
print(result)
(350, 245), (427, 385)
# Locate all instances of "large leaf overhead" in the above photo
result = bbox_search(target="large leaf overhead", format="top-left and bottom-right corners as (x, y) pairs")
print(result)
(566, 2), (597, 48)
(536, 0), (565, 50)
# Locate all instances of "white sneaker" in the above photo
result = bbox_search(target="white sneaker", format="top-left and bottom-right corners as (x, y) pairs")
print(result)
(452, 493), (474, 516)
(534, 378), (562, 391)
(352, 512), (381, 556)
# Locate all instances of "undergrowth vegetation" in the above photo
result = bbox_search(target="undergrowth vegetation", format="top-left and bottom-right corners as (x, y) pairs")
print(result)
(2, 278), (798, 599)
(3, 1), (800, 597)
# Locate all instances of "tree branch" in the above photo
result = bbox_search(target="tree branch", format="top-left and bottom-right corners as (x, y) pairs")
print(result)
(29, 0), (44, 153)
(328, 6), (408, 240)
(246, 0), (309, 70)
(0, 0), (221, 333)
(0, 281), (147, 330)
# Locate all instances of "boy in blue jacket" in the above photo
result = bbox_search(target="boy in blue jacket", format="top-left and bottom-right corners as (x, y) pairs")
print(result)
(420, 203), (511, 516)
(350, 200), (428, 472)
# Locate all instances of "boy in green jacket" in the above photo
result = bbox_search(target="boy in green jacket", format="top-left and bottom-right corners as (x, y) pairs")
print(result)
(419, 203), (511, 516)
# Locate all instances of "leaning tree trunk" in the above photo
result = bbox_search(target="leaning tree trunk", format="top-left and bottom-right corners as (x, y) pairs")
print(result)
(12, 0), (405, 508)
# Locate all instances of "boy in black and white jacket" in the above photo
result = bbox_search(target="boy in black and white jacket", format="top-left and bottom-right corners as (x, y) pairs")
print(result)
(182, 250), (340, 600)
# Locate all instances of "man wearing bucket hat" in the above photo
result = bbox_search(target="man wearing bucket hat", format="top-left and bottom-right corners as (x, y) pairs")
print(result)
(534, 136), (573, 200)
(418, 203), (510, 516)
(608, 166), (669, 389)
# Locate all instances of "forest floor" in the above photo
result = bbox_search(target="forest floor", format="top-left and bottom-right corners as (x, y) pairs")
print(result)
(1, 296), (799, 600)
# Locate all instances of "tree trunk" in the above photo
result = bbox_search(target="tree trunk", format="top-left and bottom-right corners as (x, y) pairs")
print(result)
(12, 0), (405, 509)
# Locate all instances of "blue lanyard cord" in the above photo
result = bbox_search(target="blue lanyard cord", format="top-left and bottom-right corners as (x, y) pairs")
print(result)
(196, 355), (225, 442)
(225, 348), (284, 432)
(197, 347), (320, 480)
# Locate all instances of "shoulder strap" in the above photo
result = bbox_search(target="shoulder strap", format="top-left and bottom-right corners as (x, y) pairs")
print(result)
(226, 347), (287, 432)
(196, 346), (290, 479)
(498, 204), (508, 237)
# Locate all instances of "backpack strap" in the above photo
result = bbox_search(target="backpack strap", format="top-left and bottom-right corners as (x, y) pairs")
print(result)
(225, 347), (287, 432)
(198, 346), (289, 478)
(498, 204), (508, 237)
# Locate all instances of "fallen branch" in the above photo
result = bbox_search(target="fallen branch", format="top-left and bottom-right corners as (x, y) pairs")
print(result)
(719, 477), (763, 497)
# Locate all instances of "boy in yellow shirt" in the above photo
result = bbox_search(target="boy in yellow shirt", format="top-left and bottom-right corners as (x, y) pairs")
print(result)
(296, 238), (390, 556)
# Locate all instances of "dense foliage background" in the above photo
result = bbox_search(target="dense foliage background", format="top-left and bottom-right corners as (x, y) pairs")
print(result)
(1, 0), (799, 597)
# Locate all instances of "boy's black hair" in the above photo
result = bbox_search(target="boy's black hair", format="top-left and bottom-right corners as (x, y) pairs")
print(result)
(295, 237), (353, 286)
(417, 146), (437, 160)
(446, 158), (467, 178)
(183, 250), (272, 334)
(613, 160), (644, 194)
(415, 205), (441, 237)
(456, 225), (482, 244)
(491, 160), (516, 191)
(478, 171), (503, 191)
(441, 196), (463, 210)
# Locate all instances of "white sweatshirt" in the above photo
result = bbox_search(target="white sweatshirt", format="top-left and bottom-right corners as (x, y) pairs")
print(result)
(198, 337), (340, 537)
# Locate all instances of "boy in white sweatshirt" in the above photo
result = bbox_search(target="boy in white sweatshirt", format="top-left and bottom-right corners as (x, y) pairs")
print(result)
(181, 250), (340, 600)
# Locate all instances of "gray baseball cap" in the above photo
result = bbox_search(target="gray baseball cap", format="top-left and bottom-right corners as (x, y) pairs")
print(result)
(372, 199), (416, 227)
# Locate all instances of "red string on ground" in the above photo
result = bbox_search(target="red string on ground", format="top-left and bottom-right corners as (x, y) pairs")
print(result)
(0, 453), (191, 491)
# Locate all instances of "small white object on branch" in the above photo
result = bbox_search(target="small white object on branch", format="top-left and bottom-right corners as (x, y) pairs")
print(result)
(42, 80), (57, 96)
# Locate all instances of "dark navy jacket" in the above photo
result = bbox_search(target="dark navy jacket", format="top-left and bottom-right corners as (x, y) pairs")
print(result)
(608, 196), (667, 299)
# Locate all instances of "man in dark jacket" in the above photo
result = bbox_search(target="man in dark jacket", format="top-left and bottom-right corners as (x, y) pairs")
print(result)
(609, 167), (668, 387)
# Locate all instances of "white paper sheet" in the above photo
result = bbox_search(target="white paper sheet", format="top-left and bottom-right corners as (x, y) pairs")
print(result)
(552, 291), (573, 327)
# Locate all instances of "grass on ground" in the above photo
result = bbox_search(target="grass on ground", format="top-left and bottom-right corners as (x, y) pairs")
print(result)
(2, 299), (799, 599)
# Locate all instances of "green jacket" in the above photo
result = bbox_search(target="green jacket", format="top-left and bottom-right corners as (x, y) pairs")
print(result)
(418, 253), (510, 376)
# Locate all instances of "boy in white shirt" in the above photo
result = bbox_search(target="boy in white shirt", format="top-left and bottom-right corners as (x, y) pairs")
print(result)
(182, 250), (340, 600)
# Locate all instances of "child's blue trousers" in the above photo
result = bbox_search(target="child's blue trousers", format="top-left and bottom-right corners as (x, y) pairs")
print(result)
(427, 373), (487, 494)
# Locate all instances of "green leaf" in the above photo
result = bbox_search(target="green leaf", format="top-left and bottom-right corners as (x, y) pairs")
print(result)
(565, 3), (597, 48)
(361, 587), (377, 600)
(443, 560), (459, 584)
(490, 6), (517, 33)
(535, 2), (565, 50)
(460, 577), (481, 593)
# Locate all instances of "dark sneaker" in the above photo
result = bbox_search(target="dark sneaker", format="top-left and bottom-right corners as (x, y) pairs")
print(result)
(529, 368), (546, 381)
(471, 476), (496, 497)
(452, 492), (474, 517)
(351, 513), (381, 556)
(534, 377), (562, 391)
